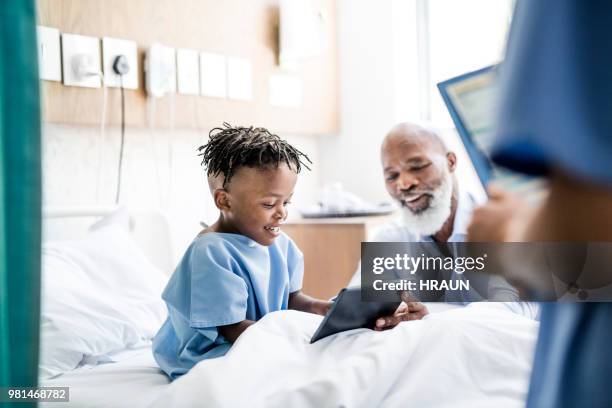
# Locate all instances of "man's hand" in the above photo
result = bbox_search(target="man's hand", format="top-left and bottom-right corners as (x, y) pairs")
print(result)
(374, 292), (429, 330)
(467, 185), (532, 242)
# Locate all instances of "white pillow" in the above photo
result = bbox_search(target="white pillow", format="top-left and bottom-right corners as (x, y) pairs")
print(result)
(39, 223), (168, 379)
(89, 206), (131, 232)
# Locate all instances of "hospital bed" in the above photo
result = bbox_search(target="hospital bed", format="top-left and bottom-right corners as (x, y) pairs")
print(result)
(40, 207), (539, 408)
(40, 207), (173, 407)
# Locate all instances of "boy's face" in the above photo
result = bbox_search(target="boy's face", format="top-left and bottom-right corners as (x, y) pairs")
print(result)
(220, 163), (298, 246)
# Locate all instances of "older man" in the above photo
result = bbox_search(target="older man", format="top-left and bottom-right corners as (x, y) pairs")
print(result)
(352, 122), (537, 327)
(378, 123), (470, 243)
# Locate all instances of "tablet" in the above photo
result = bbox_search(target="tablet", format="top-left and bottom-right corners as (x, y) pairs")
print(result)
(310, 287), (401, 343)
(437, 65), (546, 200)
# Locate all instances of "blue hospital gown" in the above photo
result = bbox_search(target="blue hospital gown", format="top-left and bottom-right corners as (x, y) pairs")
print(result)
(152, 232), (303, 379)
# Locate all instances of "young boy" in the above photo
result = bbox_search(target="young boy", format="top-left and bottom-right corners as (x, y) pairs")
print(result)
(152, 124), (333, 379)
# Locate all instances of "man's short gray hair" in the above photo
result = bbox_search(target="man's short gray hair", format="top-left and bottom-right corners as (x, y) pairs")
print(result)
(383, 121), (449, 153)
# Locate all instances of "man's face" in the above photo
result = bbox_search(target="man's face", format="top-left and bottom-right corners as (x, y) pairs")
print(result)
(222, 163), (297, 246)
(381, 135), (455, 214)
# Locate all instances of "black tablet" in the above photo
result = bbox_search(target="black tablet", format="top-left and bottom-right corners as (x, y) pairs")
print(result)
(310, 287), (401, 343)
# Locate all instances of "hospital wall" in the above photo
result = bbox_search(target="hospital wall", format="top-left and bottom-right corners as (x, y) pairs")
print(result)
(38, 0), (332, 256)
(317, 0), (414, 204)
(42, 123), (320, 258)
(41, 0), (483, 255)
(37, 0), (339, 135)
(321, 0), (483, 204)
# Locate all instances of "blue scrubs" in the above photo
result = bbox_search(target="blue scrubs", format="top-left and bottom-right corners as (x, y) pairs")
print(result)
(493, 1), (612, 406)
(152, 232), (303, 380)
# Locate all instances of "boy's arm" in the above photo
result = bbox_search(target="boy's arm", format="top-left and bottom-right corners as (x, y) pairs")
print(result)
(289, 290), (333, 316)
(218, 319), (255, 343)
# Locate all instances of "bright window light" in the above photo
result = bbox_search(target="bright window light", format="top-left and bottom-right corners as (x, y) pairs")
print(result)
(426, 0), (514, 125)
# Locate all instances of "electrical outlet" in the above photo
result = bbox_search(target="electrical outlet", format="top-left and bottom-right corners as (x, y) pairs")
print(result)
(176, 48), (200, 95)
(61, 33), (101, 88)
(37, 26), (61, 82)
(102, 37), (138, 89)
(200, 52), (227, 98)
(145, 43), (176, 97)
(227, 57), (253, 101)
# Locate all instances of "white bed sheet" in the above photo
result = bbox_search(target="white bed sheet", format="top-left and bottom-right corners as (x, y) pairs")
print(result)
(153, 304), (538, 408)
(41, 347), (170, 408)
(39, 304), (537, 408)
(37, 306), (455, 408)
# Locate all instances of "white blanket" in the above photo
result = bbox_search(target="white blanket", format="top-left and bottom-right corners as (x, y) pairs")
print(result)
(152, 304), (538, 408)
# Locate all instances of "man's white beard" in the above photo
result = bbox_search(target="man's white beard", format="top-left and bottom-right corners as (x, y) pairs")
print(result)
(400, 171), (453, 237)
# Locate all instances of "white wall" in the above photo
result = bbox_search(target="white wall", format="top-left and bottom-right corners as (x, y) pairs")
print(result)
(317, 0), (420, 204)
(318, 0), (484, 205)
(42, 123), (320, 257)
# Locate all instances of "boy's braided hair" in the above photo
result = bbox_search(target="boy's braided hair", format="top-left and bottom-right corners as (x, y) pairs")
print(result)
(198, 123), (312, 187)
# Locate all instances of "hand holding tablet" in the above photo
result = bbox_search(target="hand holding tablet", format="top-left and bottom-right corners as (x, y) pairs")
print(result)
(437, 65), (547, 201)
(310, 287), (405, 343)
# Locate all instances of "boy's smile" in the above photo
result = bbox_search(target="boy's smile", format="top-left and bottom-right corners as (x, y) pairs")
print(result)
(264, 224), (281, 236)
(213, 163), (298, 246)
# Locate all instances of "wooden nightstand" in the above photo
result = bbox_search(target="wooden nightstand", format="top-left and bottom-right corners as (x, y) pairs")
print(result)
(282, 215), (396, 299)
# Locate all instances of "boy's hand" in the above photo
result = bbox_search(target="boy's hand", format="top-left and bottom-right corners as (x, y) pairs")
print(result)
(374, 292), (429, 330)
(289, 291), (333, 316)
(312, 300), (333, 316)
(218, 319), (256, 343)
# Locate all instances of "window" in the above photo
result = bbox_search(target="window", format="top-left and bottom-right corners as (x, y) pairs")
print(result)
(420, 0), (514, 125)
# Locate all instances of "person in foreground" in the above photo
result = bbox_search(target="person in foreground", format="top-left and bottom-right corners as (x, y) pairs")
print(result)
(467, 1), (612, 406)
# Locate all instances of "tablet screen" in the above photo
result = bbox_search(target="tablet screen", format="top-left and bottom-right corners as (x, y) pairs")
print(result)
(437, 66), (547, 201)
